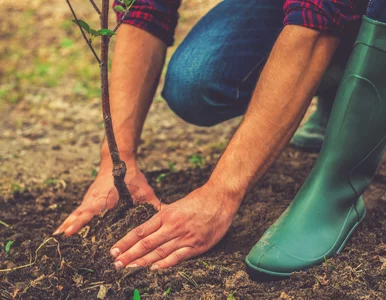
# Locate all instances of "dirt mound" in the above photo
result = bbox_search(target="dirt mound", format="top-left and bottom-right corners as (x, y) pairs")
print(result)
(1, 148), (386, 299)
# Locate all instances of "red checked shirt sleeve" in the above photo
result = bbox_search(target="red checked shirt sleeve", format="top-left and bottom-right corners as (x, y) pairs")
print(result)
(113, 0), (181, 46)
(283, 0), (364, 34)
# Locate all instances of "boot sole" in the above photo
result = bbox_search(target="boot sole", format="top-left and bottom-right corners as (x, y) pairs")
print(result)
(246, 196), (366, 279)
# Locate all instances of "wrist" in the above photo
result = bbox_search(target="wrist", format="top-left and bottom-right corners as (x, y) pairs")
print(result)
(201, 179), (244, 217)
(100, 149), (138, 173)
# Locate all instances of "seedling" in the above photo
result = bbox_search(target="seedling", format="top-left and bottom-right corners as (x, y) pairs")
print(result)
(133, 289), (141, 300)
(5, 240), (14, 254)
(65, 0), (137, 206)
(163, 287), (171, 296)
(45, 178), (58, 187)
(91, 168), (98, 178)
(168, 162), (175, 172)
(156, 173), (167, 183)
(189, 154), (205, 168)
(179, 272), (198, 288)
(323, 256), (333, 270)
(79, 268), (95, 273)
(228, 292), (236, 300)
(10, 183), (24, 194)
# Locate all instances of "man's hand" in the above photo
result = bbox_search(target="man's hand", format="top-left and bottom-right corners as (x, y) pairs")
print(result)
(54, 162), (159, 236)
(109, 184), (240, 270)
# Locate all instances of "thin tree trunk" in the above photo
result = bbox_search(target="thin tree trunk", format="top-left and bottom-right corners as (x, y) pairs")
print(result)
(100, 0), (132, 206)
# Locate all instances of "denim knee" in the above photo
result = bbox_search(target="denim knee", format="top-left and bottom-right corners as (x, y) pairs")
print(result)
(366, 0), (386, 23)
(162, 49), (220, 127)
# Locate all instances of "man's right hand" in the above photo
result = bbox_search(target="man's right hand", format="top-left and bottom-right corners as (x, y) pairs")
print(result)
(53, 160), (160, 236)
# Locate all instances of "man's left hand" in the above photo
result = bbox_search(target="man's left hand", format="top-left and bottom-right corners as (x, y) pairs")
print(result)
(109, 184), (239, 270)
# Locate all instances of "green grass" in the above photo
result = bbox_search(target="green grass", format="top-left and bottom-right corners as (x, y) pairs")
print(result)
(0, 10), (102, 105)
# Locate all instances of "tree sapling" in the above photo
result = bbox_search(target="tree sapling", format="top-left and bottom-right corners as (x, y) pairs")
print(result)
(65, 0), (136, 206)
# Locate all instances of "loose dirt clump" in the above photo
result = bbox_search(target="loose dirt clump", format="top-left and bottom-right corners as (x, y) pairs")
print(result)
(1, 148), (386, 299)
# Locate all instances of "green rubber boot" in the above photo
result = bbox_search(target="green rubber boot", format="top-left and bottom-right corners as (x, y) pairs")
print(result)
(246, 16), (386, 278)
(291, 20), (362, 152)
(291, 69), (340, 151)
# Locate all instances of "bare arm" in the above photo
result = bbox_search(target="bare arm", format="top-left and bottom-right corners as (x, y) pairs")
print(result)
(100, 24), (167, 170)
(56, 25), (167, 236)
(208, 25), (340, 211)
(110, 25), (341, 270)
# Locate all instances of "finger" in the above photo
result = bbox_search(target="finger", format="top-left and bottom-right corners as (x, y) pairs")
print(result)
(64, 211), (94, 236)
(150, 247), (196, 270)
(53, 209), (81, 235)
(114, 229), (177, 268)
(110, 215), (162, 258)
(126, 238), (180, 268)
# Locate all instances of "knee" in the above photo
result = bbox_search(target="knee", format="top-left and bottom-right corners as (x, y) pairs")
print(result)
(162, 48), (219, 127)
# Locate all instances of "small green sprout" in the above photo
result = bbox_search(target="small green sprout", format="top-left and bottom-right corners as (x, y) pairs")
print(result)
(79, 268), (94, 273)
(179, 272), (198, 288)
(45, 178), (58, 186)
(163, 287), (171, 296)
(228, 292), (236, 300)
(5, 241), (14, 254)
(189, 154), (204, 168)
(156, 173), (167, 183)
(10, 183), (24, 194)
(323, 256), (333, 270)
(168, 162), (175, 172)
(133, 289), (141, 300)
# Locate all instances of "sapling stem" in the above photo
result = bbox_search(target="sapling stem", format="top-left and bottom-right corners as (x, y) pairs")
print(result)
(100, 0), (132, 205)
(66, 0), (133, 206)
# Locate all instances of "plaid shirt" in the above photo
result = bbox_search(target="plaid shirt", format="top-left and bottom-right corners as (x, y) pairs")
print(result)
(113, 0), (364, 46)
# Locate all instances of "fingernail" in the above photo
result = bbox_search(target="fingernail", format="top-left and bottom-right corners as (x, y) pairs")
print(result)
(114, 261), (124, 270)
(53, 229), (62, 235)
(64, 225), (74, 235)
(110, 248), (120, 258)
(150, 265), (159, 271)
(127, 264), (138, 268)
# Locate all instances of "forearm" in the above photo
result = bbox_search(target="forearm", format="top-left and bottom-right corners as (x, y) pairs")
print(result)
(208, 26), (340, 209)
(100, 25), (166, 170)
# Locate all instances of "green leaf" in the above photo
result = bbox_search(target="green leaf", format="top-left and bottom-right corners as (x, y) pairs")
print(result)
(5, 240), (14, 254)
(97, 29), (116, 36)
(72, 19), (90, 33)
(114, 5), (125, 13)
(228, 292), (236, 300)
(90, 29), (102, 37)
(133, 289), (140, 300)
(123, 0), (133, 6)
(163, 287), (171, 296)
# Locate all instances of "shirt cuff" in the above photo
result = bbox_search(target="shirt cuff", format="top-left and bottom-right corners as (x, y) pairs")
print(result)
(113, 0), (181, 46)
(283, 0), (362, 35)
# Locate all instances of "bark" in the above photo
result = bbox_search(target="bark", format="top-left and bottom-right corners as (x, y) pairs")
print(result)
(100, 0), (133, 206)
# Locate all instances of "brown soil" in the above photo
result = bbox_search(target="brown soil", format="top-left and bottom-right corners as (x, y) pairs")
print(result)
(2, 147), (386, 300)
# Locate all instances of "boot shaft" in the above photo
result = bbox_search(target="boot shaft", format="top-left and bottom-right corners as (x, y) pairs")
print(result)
(313, 16), (386, 194)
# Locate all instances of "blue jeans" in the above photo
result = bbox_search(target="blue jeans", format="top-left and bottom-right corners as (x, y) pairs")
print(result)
(162, 0), (384, 127)
(367, 0), (386, 22)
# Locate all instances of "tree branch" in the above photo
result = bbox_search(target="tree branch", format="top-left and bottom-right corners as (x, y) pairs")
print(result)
(89, 0), (101, 15)
(66, 0), (101, 65)
(112, 1), (136, 33)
